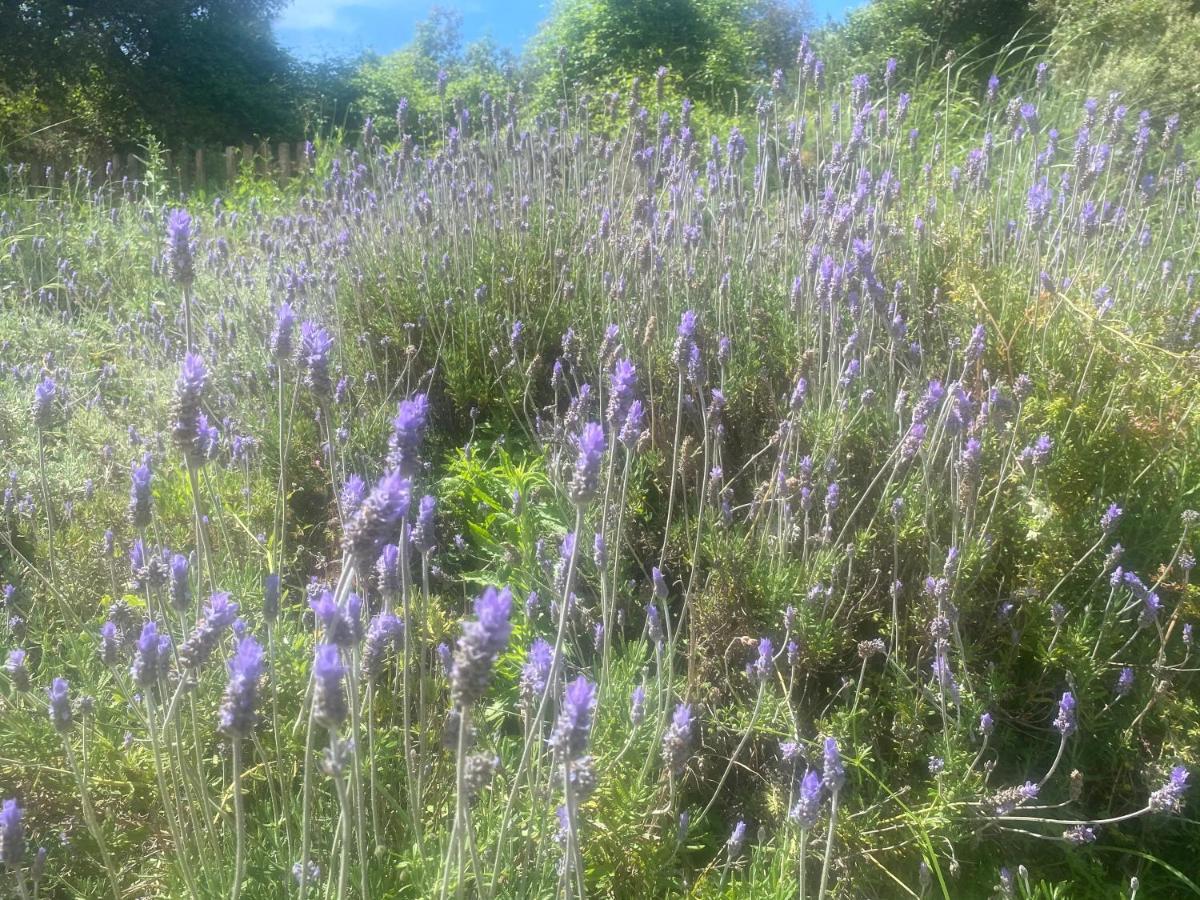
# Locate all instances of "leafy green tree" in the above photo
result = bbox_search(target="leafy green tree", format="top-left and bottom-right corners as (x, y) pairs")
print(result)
(526, 0), (809, 113)
(351, 7), (515, 144)
(818, 0), (1043, 79)
(0, 0), (300, 156)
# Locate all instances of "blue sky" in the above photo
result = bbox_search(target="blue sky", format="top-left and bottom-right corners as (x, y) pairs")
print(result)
(274, 0), (863, 61)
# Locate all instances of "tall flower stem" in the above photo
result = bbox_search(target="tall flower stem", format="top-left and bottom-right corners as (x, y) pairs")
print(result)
(489, 506), (583, 891)
(328, 730), (352, 900)
(696, 682), (766, 824)
(230, 739), (246, 900)
(63, 740), (121, 900)
(146, 695), (200, 897)
(817, 790), (840, 900)
(35, 428), (61, 600)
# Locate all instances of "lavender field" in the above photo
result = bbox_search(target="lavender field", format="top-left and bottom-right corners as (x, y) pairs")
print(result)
(1, 44), (1198, 899)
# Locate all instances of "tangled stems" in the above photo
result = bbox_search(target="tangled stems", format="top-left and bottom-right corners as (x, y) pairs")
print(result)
(61, 739), (121, 900)
(695, 680), (767, 825)
(488, 506), (584, 894)
(145, 693), (200, 897)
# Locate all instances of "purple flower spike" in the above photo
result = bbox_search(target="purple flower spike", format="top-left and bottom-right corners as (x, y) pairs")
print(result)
(32, 377), (56, 430)
(299, 321), (334, 398)
(179, 592), (239, 671)
(313, 644), (347, 728)
(652, 566), (668, 600)
(662, 703), (696, 777)
(165, 208), (195, 285)
(1, 797), (25, 866)
(791, 769), (823, 828)
(132, 621), (172, 689)
(172, 353), (209, 464)
(129, 459), (153, 529)
(343, 472), (411, 566)
(270, 302), (296, 361)
(1100, 503), (1123, 533)
(549, 676), (596, 758)
(362, 612), (403, 678)
(1148, 766), (1189, 813)
(387, 394), (430, 475)
(569, 422), (606, 506)
(520, 639), (554, 707)
(822, 737), (845, 792)
(450, 586), (513, 707)
(1053, 691), (1077, 737)
(219, 636), (265, 738)
(748, 637), (774, 685)
(48, 677), (72, 733)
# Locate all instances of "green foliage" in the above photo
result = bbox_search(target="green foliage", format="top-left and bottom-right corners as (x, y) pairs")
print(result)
(351, 8), (516, 144)
(526, 0), (809, 113)
(0, 0), (302, 157)
(1037, 0), (1200, 119)
(818, 0), (1046, 79)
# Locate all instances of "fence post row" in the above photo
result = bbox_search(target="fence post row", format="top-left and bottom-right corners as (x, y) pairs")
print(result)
(11, 141), (309, 190)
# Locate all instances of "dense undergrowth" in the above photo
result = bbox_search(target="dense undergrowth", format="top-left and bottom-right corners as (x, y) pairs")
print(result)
(0, 44), (1198, 899)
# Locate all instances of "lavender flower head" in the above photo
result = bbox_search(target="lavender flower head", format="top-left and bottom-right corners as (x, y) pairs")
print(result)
(662, 703), (696, 777)
(32, 376), (56, 430)
(569, 422), (606, 506)
(1100, 503), (1123, 533)
(270, 302), (296, 361)
(0, 797), (24, 866)
(132, 620), (173, 689)
(608, 358), (638, 429)
(129, 460), (153, 532)
(979, 712), (995, 737)
(520, 639), (554, 708)
(299, 321), (334, 398)
(312, 644), (347, 728)
(727, 820), (747, 857)
(1053, 691), (1077, 737)
(5, 649), (28, 692)
(748, 637), (774, 684)
(822, 737), (845, 792)
(450, 586), (513, 707)
(343, 471), (411, 566)
(1148, 766), (1189, 813)
(549, 676), (596, 758)
(168, 553), (190, 612)
(219, 636), (264, 738)
(652, 566), (668, 600)
(1115, 667), (1134, 697)
(179, 592), (239, 670)
(412, 494), (437, 554)
(171, 353), (209, 464)
(48, 676), (72, 733)
(387, 394), (430, 475)
(376, 544), (401, 595)
(630, 684), (646, 726)
(791, 769), (823, 828)
(362, 612), (403, 678)
(165, 208), (195, 285)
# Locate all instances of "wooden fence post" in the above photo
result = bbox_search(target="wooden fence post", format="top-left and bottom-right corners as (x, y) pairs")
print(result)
(278, 142), (290, 181)
(194, 148), (204, 188)
(225, 146), (236, 182)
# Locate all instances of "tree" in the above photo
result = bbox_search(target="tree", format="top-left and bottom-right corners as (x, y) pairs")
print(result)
(526, 0), (809, 111)
(0, 0), (300, 155)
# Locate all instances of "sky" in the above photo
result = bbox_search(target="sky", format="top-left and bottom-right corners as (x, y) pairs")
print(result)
(274, 0), (863, 61)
